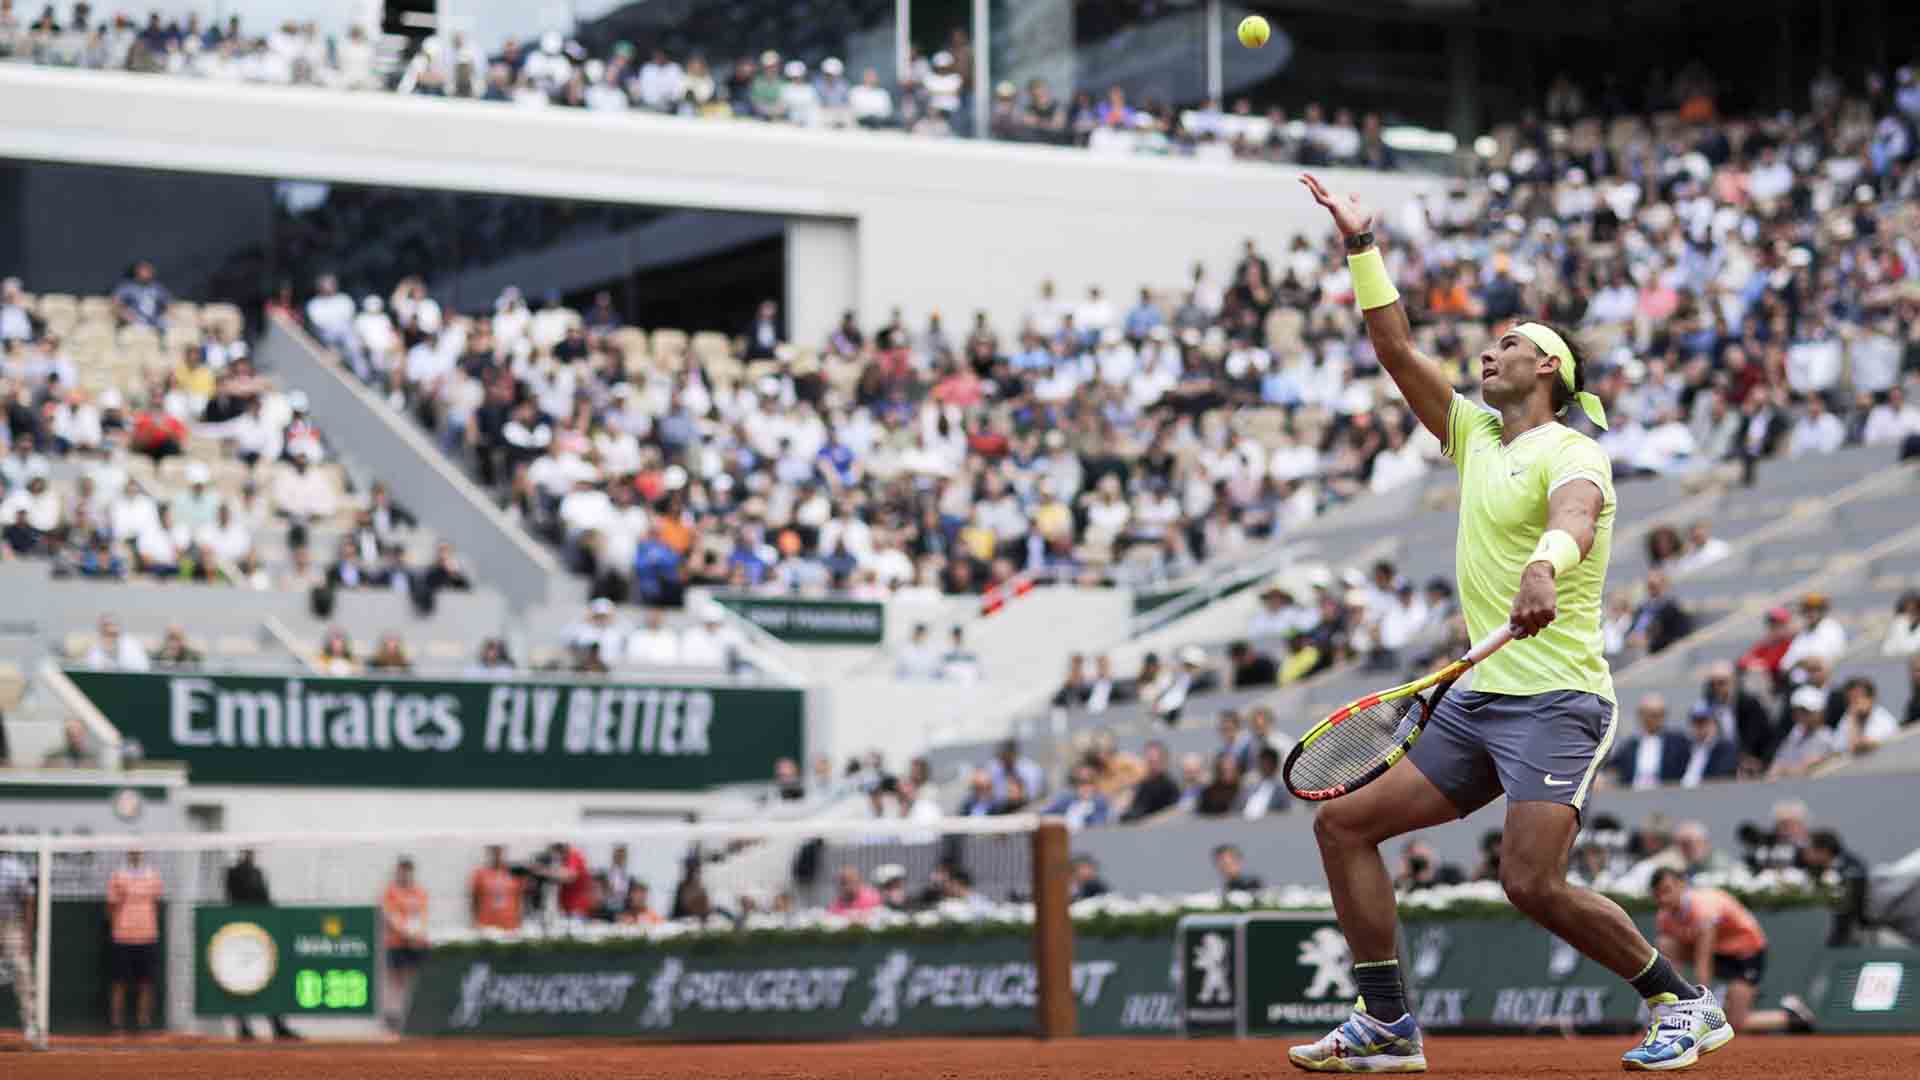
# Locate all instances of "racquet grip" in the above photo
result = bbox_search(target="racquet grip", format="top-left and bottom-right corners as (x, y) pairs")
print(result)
(1463, 624), (1514, 665)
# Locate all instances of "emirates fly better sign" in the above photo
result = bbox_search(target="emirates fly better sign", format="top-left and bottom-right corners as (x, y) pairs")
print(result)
(64, 670), (804, 790)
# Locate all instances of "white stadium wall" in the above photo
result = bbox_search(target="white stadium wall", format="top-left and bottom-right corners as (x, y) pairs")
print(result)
(0, 65), (1435, 345)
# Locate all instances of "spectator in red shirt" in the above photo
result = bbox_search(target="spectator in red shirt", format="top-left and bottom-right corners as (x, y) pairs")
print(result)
(933, 362), (984, 408)
(1737, 607), (1796, 684)
(827, 864), (881, 919)
(128, 407), (186, 464)
(531, 841), (595, 920)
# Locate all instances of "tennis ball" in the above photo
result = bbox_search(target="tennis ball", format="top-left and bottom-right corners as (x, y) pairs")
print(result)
(1238, 15), (1270, 49)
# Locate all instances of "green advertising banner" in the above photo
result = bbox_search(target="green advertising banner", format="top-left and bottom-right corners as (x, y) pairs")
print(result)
(1176, 915), (1254, 1037)
(1181, 908), (1840, 1036)
(194, 906), (378, 1017)
(63, 670), (804, 790)
(1812, 950), (1920, 1033)
(712, 594), (885, 645)
(403, 936), (1179, 1039)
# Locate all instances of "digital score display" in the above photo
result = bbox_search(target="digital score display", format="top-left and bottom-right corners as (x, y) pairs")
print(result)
(294, 967), (372, 1010)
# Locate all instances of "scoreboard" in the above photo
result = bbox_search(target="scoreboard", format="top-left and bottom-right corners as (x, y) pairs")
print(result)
(195, 905), (379, 1017)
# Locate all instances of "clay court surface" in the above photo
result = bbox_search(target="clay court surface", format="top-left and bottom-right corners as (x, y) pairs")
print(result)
(4, 1035), (1918, 1079)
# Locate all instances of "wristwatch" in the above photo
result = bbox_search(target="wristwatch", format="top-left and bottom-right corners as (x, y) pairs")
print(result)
(1345, 231), (1376, 255)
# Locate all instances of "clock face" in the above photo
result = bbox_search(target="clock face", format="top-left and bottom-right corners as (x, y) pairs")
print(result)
(207, 922), (277, 997)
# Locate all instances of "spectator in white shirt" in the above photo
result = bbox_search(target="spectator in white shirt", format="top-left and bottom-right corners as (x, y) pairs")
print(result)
(1376, 580), (1433, 655)
(1073, 285), (1115, 339)
(1779, 592), (1848, 674)
(0, 277), (34, 341)
(1787, 395), (1845, 456)
(678, 607), (734, 671)
(636, 49), (684, 110)
(85, 615), (150, 671)
(893, 623), (942, 680)
(225, 396), (283, 466)
(1670, 521), (1732, 575)
(1768, 686), (1842, 778)
(51, 389), (105, 453)
(195, 503), (252, 563)
(134, 504), (186, 575)
(1367, 424), (1428, 493)
(556, 476), (612, 548)
(1838, 678), (1900, 755)
(1884, 591), (1920, 657)
(0, 469), (60, 533)
(582, 61), (629, 111)
(271, 451), (337, 524)
(0, 436), (47, 490)
(849, 68), (894, 127)
(1861, 385), (1920, 445)
(566, 598), (628, 661)
(779, 61), (820, 126)
(305, 274), (361, 370)
(353, 295), (399, 374)
(626, 607), (681, 667)
(107, 478), (160, 543)
(172, 462), (220, 530)
(1634, 406), (1697, 472)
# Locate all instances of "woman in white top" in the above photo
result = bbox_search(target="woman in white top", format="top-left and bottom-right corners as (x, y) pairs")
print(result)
(1883, 591), (1920, 656)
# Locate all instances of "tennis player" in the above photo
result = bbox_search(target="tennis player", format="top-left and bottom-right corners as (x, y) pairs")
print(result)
(1286, 174), (1730, 1073)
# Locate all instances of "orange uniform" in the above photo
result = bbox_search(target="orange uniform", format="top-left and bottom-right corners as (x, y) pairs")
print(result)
(1657, 887), (1767, 958)
(383, 883), (429, 949)
(106, 867), (164, 945)
(469, 866), (523, 931)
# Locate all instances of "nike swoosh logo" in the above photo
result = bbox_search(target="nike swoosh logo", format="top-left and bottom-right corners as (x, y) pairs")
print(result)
(1509, 470), (1525, 477)
(1542, 775), (1574, 786)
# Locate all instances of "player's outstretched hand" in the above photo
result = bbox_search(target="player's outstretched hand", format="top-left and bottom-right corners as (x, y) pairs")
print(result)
(1509, 565), (1559, 639)
(1299, 173), (1375, 240)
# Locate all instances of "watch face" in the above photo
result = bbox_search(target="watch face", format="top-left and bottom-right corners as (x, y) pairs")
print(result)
(207, 921), (277, 997)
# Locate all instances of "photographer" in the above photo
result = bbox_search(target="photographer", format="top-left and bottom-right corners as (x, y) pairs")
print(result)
(1799, 830), (1871, 947)
(1473, 830), (1502, 883)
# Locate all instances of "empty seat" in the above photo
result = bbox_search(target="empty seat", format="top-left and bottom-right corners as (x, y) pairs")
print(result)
(116, 322), (160, 348)
(649, 328), (689, 371)
(200, 302), (244, 339)
(78, 295), (114, 322)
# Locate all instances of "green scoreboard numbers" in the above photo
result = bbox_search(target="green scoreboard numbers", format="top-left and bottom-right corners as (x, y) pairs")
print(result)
(195, 906), (380, 1017)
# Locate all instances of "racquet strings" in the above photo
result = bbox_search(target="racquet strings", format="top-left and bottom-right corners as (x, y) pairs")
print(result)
(1290, 695), (1422, 793)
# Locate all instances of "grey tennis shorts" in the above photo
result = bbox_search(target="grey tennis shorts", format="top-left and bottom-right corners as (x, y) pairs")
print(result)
(1406, 689), (1618, 818)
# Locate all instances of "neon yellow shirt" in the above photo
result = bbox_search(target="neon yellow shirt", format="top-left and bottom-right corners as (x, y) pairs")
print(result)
(1444, 394), (1615, 701)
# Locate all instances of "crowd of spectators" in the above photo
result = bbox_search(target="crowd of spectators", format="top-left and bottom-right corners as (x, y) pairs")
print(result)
(1599, 590), (1920, 792)
(280, 57), (1920, 625)
(2, 264), (482, 621)
(0, 8), (1409, 167)
(1044, 558), (1462, 728)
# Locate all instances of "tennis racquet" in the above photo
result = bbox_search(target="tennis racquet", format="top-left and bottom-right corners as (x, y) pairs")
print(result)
(1283, 624), (1514, 801)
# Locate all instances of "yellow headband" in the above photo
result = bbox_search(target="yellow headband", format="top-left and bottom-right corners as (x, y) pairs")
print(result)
(1512, 322), (1607, 430)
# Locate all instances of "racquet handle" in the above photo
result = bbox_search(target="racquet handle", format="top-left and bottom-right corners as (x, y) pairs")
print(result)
(1463, 624), (1515, 665)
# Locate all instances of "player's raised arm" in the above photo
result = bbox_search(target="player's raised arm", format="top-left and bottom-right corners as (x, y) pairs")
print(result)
(1299, 173), (1454, 443)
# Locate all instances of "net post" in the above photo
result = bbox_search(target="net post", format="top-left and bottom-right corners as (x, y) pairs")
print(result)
(33, 832), (52, 1050)
(1029, 817), (1075, 1039)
